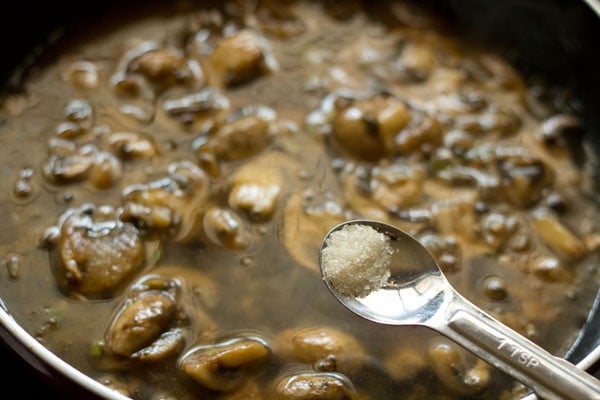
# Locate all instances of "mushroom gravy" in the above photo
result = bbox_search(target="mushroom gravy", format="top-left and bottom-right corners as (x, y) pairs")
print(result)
(1, 1), (600, 399)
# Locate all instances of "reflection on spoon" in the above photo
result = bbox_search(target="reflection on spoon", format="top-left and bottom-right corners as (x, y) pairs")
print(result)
(319, 219), (600, 400)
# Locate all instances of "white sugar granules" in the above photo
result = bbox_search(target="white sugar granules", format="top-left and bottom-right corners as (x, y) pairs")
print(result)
(321, 223), (394, 298)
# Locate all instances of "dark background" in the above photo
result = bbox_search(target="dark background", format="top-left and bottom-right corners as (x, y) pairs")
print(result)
(1, 0), (600, 399)
(1, 343), (64, 398)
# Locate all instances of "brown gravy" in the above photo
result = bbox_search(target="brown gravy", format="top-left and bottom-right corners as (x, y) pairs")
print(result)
(1, 1), (599, 399)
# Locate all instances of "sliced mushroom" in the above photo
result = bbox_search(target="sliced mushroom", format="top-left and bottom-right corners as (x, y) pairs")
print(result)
(53, 204), (144, 298)
(537, 114), (584, 149)
(312, 91), (440, 159)
(128, 47), (189, 84)
(105, 291), (178, 357)
(152, 264), (220, 310)
(395, 42), (438, 82)
(104, 274), (188, 362)
(132, 328), (186, 362)
(331, 101), (386, 161)
(42, 141), (96, 184)
(454, 107), (521, 136)
(64, 99), (95, 130)
(179, 336), (270, 392)
(43, 152), (94, 184)
(121, 161), (209, 241)
(326, 93), (411, 161)
(118, 202), (178, 236)
(342, 163), (425, 221)
(203, 207), (252, 250)
(496, 150), (553, 209)
(196, 107), (277, 163)
(43, 141), (123, 189)
(88, 151), (123, 189)
(281, 192), (346, 271)
(63, 60), (100, 89)
(110, 71), (157, 124)
(428, 338), (491, 396)
(227, 151), (294, 222)
(113, 40), (200, 93)
(161, 87), (229, 125)
(273, 372), (356, 400)
(273, 326), (366, 373)
(480, 212), (519, 250)
(434, 165), (500, 194)
(392, 110), (443, 155)
(229, 183), (280, 222)
(107, 131), (159, 159)
(205, 29), (277, 87)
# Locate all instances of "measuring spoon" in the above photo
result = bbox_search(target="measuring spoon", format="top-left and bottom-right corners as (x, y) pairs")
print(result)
(319, 219), (600, 400)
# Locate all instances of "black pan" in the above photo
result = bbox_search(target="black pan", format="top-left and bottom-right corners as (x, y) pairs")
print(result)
(1, 0), (599, 398)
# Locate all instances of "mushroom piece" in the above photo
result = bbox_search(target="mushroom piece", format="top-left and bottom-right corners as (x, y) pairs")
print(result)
(114, 41), (200, 92)
(161, 87), (230, 125)
(179, 336), (270, 392)
(42, 140), (96, 184)
(325, 92), (412, 161)
(64, 98), (95, 131)
(205, 29), (278, 87)
(342, 163), (425, 221)
(227, 151), (294, 222)
(120, 161), (209, 241)
(107, 131), (159, 160)
(63, 60), (100, 89)
(428, 338), (491, 396)
(273, 372), (357, 400)
(42, 139), (124, 189)
(203, 207), (252, 251)
(110, 72), (156, 124)
(273, 326), (367, 373)
(105, 292), (177, 357)
(454, 106), (521, 136)
(281, 192), (347, 272)
(104, 274), (187, 361)
(51, 204), (145, 298)
(394, 42), (438, 83)
(88, 151), (123, 189)
(392, 109), (443, 155)
(537, 114), (583, 144)
(496, 150), (553, 209)
(480, 212), (519, 250)
(195, 106), (277, 164)
(434, 165), (500, 194)
(128, 47), (190, 84)
(229, 183), (281, 222)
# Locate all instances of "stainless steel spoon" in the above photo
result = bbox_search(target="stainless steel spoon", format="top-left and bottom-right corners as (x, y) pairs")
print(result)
(319, 219), (600, 400)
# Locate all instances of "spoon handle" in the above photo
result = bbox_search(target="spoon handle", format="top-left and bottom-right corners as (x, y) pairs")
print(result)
(440, 292), (600, 400)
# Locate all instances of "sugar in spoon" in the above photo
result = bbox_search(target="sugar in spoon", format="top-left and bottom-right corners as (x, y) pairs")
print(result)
(319, 219), (600, 400)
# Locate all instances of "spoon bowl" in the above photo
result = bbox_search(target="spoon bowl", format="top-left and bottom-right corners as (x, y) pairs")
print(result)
(320, 219), (448, 325)
(319, 219), (600, 400)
